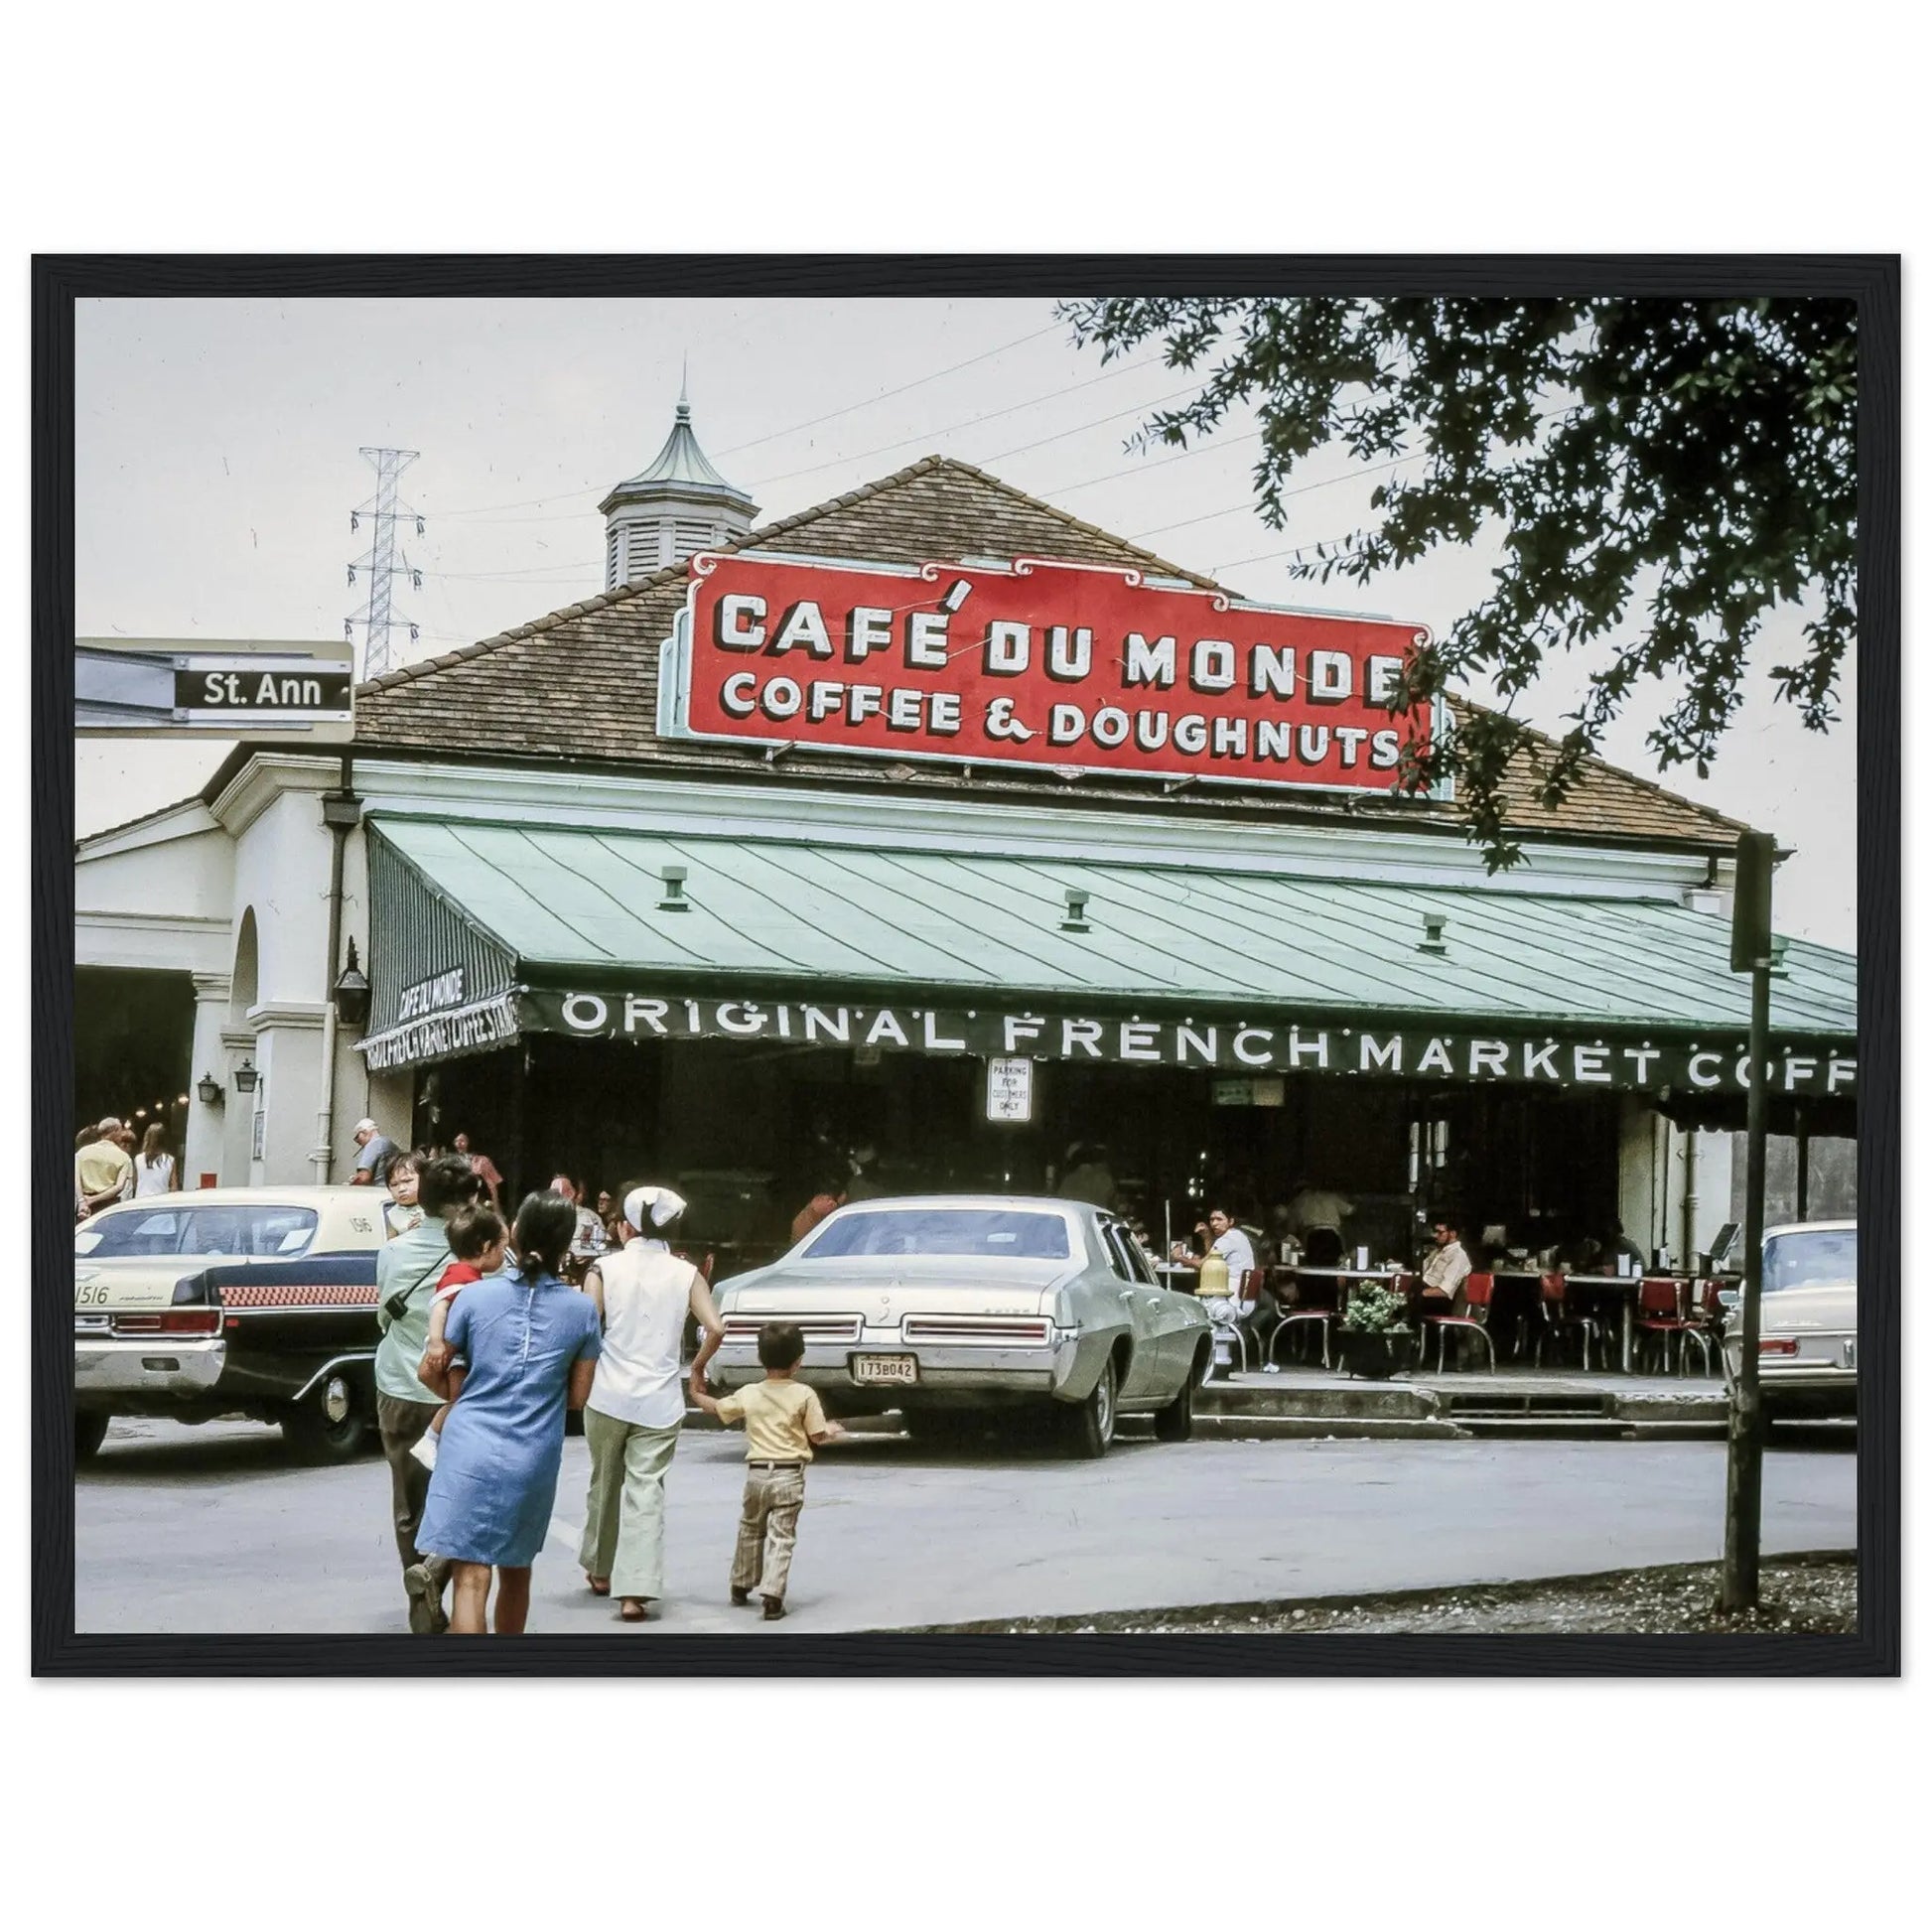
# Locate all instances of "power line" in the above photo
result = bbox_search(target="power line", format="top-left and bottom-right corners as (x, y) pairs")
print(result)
(714, 321), (1064, 458)
(419, 323), (1067, 520)
(1040, 428), (1263, 500)
(1213, 524), (1376, 574)
(423, 480), (605, 520)
(423, 560), (603, 581)
(1128, 455), (1415, 541)
(972, 383), (1210, 469)
(745, 359), (1176, 493)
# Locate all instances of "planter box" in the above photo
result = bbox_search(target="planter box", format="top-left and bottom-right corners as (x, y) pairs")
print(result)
(1335, 1330), (1414, 1380)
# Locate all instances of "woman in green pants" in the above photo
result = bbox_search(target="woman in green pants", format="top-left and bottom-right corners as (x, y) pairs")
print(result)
(579, 1185), (725, 1621)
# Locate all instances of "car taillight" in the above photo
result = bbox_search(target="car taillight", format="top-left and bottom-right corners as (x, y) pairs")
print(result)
(112, 1310), (221, 1337)
(1758, 1337), (1799, 1355)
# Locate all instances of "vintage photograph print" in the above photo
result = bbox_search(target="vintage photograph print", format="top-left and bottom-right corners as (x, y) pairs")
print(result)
(34, 261), (1898, 1673)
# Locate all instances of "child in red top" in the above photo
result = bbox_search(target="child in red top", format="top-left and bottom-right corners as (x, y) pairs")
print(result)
(412, 1203), (508, 1467)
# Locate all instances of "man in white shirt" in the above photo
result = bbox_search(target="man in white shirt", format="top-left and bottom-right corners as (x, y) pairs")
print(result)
(1174, 1207), (1260, 1370)
(1285, 1184), (1354, 1245)
(348, 1118), (400, 1187)
(1421, 1215), (1473, 1308)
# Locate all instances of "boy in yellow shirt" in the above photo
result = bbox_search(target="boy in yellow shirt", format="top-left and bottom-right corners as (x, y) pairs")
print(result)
(689, 1320), (844, 1619)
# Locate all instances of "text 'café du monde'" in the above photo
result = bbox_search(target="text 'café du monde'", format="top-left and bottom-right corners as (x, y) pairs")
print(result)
(74, 415), (1858, 1268)
(673, 551), (1433, 785)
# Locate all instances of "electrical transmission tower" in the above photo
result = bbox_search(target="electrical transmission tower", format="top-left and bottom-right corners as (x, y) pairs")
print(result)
(345, 447), (425, 678)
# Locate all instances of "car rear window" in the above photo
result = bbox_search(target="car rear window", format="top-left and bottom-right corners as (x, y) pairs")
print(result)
(803, 1208), (1071, 1261)
(76, 1205), (320, 1261)
(1763, 1227), (1857, 1292)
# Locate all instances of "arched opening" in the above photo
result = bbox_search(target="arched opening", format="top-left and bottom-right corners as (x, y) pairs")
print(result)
(229, 907), (259, 1028)
(73, 968), (195, 1142)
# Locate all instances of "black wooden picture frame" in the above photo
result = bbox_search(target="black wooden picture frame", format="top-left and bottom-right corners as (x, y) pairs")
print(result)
(30, 253), (1899, 1676)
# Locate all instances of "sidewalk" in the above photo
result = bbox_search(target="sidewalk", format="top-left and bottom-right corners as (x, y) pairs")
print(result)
(1185, 1360), (1727, 1441)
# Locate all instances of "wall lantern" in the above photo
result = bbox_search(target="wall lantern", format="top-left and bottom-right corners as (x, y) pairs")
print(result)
(197, 1072), (224, 1106)
(232, 1058), (261, 1096)
(333, 936), (371, 1028)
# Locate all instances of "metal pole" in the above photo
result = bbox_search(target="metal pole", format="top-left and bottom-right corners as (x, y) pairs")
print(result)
(311, 755), (355, 1185)
(1722, 956), (1771, 1610)
(1680, 1125), (1701, 1275)
(1795, 1106), (1810, 1220)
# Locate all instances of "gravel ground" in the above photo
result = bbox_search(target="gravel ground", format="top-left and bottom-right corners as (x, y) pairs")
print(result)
(945, 1555), (1858, 1636)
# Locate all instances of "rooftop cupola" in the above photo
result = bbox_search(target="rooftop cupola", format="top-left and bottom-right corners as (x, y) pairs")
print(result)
(600, 383), (759, 589)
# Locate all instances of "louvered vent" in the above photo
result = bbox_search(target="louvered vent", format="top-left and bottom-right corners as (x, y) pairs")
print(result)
(606, 527), (622, 588)
(671, 519), (714, 561)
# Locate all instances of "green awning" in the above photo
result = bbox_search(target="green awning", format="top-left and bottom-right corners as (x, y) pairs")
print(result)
(355, 815), (1857, 1101)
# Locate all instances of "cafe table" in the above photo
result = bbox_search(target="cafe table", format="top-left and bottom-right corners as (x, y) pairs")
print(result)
(1286, 1264), (1406, 1311)
(1491, 1269), (1660, 1373)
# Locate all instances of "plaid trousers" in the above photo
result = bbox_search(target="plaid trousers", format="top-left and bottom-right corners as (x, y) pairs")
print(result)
(730, 1464), (807, 1601)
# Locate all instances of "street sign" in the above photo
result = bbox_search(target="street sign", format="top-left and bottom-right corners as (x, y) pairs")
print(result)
(76, 639), (356, 739)
(1730, 829), (1776, 971)
(986, 1056), (1034, 1122)
(173, 662), (355, 717)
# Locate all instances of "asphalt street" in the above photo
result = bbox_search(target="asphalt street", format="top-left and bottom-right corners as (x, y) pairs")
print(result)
(72, 1418), (1857, 1635)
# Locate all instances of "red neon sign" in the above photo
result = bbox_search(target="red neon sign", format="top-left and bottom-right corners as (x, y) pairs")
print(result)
(671, 553), (1433, 793)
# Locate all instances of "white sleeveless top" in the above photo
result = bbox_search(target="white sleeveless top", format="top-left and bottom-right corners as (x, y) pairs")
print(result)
(134, 1154), (176, 1197)
(587, 1237), (697, 1430)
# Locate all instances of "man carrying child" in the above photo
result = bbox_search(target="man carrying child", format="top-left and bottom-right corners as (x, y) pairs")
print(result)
(371, 1152), (486, 1634)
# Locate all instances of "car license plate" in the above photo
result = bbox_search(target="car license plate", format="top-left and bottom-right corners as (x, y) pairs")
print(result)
(853, 1353), (918, 1386)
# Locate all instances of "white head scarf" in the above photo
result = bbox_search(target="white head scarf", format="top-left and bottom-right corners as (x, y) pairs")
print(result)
(624, 1184), (687, 1233)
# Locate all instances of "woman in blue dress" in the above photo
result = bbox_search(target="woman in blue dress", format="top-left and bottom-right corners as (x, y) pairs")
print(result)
(417, 1193), (603, 1635)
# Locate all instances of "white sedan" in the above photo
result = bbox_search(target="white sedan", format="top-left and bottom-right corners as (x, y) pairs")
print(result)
(708, 1195), (1213, 1456)
(1723, 1220), (1858, 1422)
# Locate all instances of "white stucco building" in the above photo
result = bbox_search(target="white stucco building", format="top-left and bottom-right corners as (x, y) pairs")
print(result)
(75, 402), (1857, 1268)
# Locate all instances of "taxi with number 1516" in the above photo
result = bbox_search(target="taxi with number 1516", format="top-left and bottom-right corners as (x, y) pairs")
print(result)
(73, 1186), (391, 1463)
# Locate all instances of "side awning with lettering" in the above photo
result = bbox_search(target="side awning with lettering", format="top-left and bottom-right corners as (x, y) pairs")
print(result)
(354, 815), (1859, 1122)
(354, 827), (523, 1071)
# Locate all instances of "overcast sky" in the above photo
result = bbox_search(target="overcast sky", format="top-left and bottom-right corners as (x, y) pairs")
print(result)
(74, 295), (1858, 947)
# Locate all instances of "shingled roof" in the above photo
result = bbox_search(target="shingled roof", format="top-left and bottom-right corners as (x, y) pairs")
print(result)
(351, 456), (1749, 854)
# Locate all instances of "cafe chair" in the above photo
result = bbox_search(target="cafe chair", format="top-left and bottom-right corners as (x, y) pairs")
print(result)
(1635, 1277), (1711, 1376)
(1270, 1270), (1339, 1369)
(1421, 1272), (1496, 1373)
(1532, 1272), (1599, 1373)
(1688, 1277), (1726, 1355)
(1207, 1269), (1270, 1374)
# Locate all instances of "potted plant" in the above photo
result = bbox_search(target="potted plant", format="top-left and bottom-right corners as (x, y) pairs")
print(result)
(1335, 1279), (1414, 1379)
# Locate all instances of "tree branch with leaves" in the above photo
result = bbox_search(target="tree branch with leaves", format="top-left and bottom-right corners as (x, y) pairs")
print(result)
(1058, 296), (1857, 870)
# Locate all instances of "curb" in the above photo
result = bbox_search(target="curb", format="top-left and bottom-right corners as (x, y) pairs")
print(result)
(683, 1385), (1730, 1444)
(884, 1549), (1860, 1636)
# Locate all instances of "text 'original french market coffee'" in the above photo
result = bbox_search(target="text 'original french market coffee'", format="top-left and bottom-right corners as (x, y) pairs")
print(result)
(666, 553), (1434, 793)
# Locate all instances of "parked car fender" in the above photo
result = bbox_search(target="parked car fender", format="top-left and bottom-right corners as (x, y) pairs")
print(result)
(1055, 1318), (1133, 1404)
